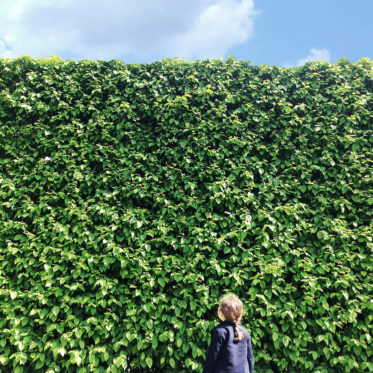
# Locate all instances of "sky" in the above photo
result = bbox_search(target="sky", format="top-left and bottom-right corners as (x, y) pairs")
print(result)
(0, 0), (372, 67)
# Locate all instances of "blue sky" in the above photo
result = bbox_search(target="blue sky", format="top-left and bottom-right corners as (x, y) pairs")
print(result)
(0, 0), (372, 66)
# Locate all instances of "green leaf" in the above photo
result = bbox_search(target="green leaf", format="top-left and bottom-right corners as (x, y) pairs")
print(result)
(176, 338), (182, 348)
(145, 357), (153, 369)
(170, 358), (176, 369)
(298, 185), (307, 193)
(51, 306), (59, 317)
(36, 360), (44, 369)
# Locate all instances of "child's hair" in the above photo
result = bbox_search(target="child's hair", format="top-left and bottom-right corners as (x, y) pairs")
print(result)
(218, 294), (245, 342)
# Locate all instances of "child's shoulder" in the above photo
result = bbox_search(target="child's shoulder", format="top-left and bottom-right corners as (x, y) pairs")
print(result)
(229, 322), (252, 338)
(211, 321), (232, 336)
(213, 322), (230, 333)
(213, 322), (251, 342)
(240, 325), (252, 338)
(239, 324), (250, 332)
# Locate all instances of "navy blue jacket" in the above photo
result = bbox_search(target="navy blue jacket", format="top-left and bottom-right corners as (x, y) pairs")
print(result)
(203, 321), (254, 373)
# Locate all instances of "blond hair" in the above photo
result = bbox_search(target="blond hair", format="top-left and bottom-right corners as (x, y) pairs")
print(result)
(218, 295), (245, 342)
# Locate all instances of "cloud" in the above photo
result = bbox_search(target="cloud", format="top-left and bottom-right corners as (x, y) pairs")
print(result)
(287, 48), (331, 67)
(168, 0), (256, 59)
(296, 48), (331, 66)
(0, 0), (257, 61)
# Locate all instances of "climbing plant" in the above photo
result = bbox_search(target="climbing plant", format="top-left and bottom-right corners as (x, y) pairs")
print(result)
(0, 56), (372, 372)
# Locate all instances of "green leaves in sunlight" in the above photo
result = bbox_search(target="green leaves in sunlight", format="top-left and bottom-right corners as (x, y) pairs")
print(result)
(0, 55), (372, 372)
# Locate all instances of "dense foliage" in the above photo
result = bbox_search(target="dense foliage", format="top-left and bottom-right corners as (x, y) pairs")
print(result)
(0, 56), (372, 372)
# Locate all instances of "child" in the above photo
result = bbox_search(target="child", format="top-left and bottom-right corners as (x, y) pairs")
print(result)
(203, 294), (254, 373)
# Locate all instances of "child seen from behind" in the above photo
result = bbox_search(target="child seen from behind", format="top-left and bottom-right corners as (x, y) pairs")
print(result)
(203, 294), (254, 373)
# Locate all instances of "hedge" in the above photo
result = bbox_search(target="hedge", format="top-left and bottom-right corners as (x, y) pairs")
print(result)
(0, 56), (372, 372)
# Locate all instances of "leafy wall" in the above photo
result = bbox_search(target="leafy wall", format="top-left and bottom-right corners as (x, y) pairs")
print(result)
(0, 56), (372, 372)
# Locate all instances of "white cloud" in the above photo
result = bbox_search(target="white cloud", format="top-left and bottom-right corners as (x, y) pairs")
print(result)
(169, 0), (256, 59)
(288, 48), (331, 67)
(0, 0), (257, 60)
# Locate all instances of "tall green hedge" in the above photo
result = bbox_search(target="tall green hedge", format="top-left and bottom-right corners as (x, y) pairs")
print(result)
(0, 56), (372, 372)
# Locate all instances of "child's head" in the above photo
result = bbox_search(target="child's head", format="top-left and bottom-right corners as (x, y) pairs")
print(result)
(217, 294), (245, 342)
(218, 294), (244, 323)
